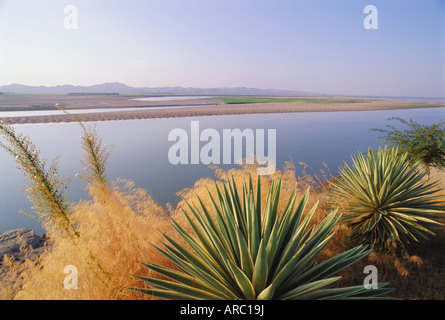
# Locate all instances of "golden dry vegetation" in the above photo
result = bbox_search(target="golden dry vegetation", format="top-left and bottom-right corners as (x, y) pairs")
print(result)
(1, 162), (443, 300)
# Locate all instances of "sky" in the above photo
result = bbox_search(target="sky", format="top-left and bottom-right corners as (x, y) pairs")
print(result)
(0, 0), (444, 97)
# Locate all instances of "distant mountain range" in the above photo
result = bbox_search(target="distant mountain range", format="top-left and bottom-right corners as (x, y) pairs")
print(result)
(0, 82), (318, 96)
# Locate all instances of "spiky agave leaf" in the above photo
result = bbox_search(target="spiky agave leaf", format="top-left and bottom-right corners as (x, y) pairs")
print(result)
(134, 176), (394, 300)
(330, 146), (445, 252)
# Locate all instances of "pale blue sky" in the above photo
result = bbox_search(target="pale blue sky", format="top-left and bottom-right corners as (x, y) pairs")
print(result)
(0, 0), (444, 97)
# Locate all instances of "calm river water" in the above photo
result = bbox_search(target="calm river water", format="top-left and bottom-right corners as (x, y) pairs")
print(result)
(0, 106), (443, 235)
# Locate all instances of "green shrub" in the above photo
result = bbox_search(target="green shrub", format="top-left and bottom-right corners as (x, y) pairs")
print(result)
(372, 118), (445, 174)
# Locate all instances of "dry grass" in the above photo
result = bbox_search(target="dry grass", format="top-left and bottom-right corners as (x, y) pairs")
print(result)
(1, 179), (174, 300)
(1, 163), (444, 300)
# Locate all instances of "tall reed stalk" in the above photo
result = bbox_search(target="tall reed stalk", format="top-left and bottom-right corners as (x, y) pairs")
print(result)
(0, 105), (115, 291)
(0, 120), (77, 237)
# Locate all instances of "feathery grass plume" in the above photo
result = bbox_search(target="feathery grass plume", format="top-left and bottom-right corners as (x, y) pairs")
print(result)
(0, 107), (173, 300)
(135, 175), (394, 300)
(0, 120), (77, 237)
(53, 104), (120, 287)
(55, 103), (113, 185)
(298, 161), (333, 193)
(9, 181), (173, 300)
(329, 146), (445, 253)
(0, 105), (118, 296)
(0, 111), (114, 294)
(78, 124), (112, 185)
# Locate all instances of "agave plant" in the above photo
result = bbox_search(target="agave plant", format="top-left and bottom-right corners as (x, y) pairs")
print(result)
(135, 176), (393, 300)
(330, 146), (444, 252)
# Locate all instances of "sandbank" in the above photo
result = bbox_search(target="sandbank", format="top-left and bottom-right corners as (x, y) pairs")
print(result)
(0, 96), (443, 124)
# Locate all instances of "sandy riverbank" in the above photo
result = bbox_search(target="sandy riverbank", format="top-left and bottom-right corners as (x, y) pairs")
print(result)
(0, 97), (443, 124)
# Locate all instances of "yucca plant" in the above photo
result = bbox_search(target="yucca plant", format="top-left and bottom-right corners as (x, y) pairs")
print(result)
(330, 146), (444, 253)
(135, 176), (394, 300)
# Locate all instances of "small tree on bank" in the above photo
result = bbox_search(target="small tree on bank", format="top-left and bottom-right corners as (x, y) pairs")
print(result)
(372, 117), (445, 177)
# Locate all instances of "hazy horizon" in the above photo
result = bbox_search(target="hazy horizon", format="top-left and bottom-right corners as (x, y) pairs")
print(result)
(0, 0), (444, 98)
(1, 81), (445, 100)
